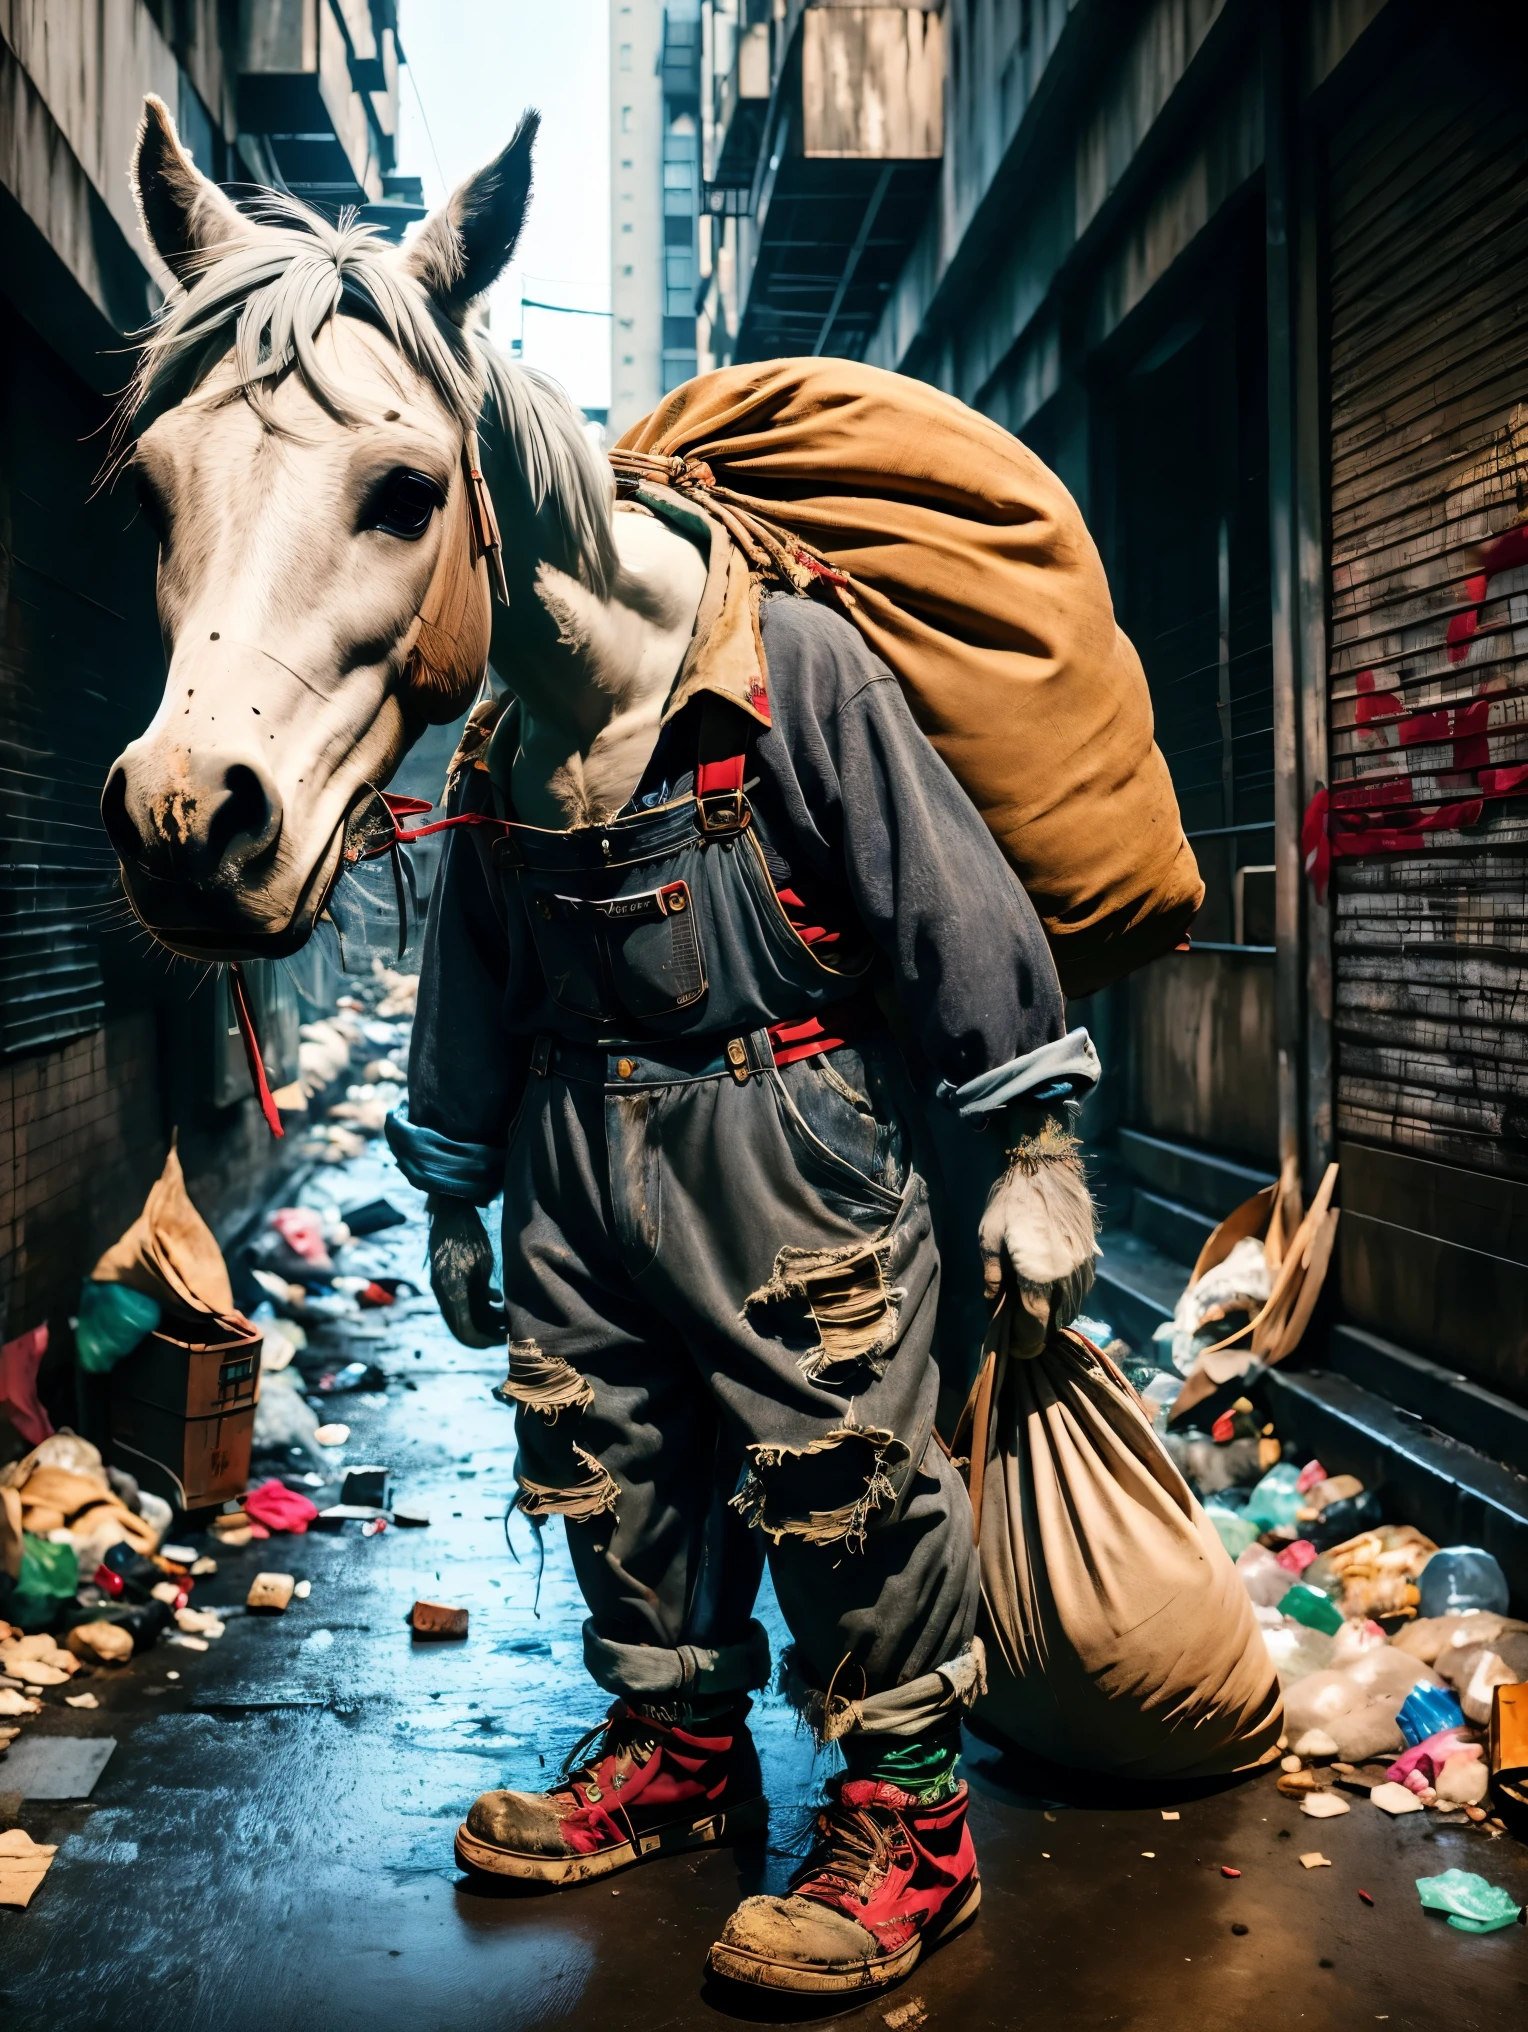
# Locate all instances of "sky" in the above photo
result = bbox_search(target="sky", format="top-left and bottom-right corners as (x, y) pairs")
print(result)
(397, 1), (611, 412)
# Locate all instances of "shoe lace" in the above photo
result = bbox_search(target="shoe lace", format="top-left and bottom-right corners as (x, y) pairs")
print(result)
(789, 1794), (897, 1906)
(556, 1708), (657, 1793)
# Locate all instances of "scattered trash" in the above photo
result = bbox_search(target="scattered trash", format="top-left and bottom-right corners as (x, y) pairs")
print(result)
(1221, 1865), (1241, 1878)
(243, 1480), (320, 1535)
(410, 1599), (469, 1640)
(1299, 1852), (1332, 1869)
(339, 1197), (407, 1237)
(64, 1692), (98, 1709)
(175, 1607), (224, 1638)
(313, 1424), (350, 1447)
(0, 1828), (59, 1908)
(65, 1622), (133, 1667)
(341, 1466), (392, 1508)
(1492, 1681), (1527, 1814)
(1359, 1888), (1374, 1905)
(1397, 1681), (1466, 1747)
(1301, 1791), (1351, 1818)
(0, 1736), (116, 1799)
(1161, 1810), (1179, 1821)
(1370, 1782), (1425, 1816)
(392, 1503), (429, 1528)
(1292, 1729), (1339, 1760)
(247, 1573), (296, 1614)
(1282, 1584), (1344, 1637)
(1415, 1868), (1524, 1934)
(1418, 1548), (1510, 1621)
(73, 1280), (161, 1375)
(293, 1580), (312, 1600)
(882, 1998), (927, 2031)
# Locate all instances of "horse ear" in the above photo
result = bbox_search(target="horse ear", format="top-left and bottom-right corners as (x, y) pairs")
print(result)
(404, 111), (539, 319)
(133, 94), (254, 285)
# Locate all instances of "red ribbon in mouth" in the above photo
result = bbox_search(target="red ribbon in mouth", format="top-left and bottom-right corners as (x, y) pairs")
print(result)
(230, 961), (285, 1140)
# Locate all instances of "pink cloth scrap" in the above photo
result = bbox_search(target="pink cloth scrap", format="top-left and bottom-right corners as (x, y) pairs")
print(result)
(1277, 1539), (1317, 1574)
(1385, 1728), (1476, 1788)
(270, 1208), (333, 1271)
(0, 1323), (53, 1446)
(243, 1479), (319, 1534)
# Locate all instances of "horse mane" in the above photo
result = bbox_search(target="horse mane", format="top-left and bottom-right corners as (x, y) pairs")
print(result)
(122, 192), (617, 599)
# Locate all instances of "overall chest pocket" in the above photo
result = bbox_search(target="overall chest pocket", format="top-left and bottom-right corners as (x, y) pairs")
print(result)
(524, 878), (706, 1022)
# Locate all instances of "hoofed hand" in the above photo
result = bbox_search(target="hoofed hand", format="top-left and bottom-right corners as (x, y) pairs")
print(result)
(427, 1194), (506, 1349)
(978, 1118), (1098, 1354)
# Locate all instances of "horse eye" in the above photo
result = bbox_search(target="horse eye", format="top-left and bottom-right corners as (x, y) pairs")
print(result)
(136, 472), (169, 546)
(365, 468), (445, 540)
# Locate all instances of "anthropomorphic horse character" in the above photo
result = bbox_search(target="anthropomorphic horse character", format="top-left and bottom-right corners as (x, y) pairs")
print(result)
(107, 97), (1100, 1999)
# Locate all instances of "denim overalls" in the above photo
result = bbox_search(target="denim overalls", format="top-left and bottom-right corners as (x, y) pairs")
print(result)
(482, 699), (978, 1711)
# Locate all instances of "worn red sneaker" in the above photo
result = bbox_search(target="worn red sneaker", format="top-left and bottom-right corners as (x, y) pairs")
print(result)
(707, 1777), (979, 1994)
(455, 1699), (766, 1886)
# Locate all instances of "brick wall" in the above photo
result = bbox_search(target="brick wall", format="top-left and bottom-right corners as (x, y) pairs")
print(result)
(0, 1014), (165, 1350)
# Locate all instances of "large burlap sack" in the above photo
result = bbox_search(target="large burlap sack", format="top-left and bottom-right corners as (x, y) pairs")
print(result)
(616, 359), (1202, 996)
(960, 1310), (1283, 1778)
(91, 1143), (236, 1320)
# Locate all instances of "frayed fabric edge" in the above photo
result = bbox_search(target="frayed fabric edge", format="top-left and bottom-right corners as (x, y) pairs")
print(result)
(729, 1424), (908, 1554)
(515, 1443), (619, 1522)
(778, 1637), (988, 1745)
(494, 1338), (596, 1420)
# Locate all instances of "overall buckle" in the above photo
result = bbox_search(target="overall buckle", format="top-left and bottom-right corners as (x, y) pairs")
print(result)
(695, 752), (748, 836)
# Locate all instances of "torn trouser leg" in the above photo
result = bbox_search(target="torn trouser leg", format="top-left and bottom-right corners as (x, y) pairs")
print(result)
(496, 1032), (978, 1714)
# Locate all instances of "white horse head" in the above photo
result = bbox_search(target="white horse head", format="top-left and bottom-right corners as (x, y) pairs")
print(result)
(103, 95), (616, 959)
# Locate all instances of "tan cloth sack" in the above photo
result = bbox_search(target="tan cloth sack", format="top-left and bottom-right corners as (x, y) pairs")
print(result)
(957, 1310), (1283, 1779)
(91, 1143), (236, 1320)
(616, 358), (1202, 996)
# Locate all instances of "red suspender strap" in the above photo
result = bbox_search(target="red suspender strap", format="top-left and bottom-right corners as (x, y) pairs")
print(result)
(695, 694), (750, 834)
(695, 752), (745, 798)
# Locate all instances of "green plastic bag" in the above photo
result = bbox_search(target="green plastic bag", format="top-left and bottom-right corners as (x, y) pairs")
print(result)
(1244, 1461), (1303, 1529)
(75, 1278), (161, 1374)
(1416, 1869), (1524, 1934)
(9, 1533), (81, 1630)
(1205, 1506), (1261, 1560)
(1281, 1581), (1344, 1637)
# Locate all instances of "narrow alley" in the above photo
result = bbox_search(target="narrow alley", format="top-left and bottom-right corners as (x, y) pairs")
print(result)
(3, 1092), (1526, 2030)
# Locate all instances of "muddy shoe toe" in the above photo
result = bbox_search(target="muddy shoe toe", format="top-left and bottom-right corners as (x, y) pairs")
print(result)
(464, 1788), (567, 1857)
(711, 1894), (881, 1983)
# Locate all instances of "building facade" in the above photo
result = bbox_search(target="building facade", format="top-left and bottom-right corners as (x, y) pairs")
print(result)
(609, 0), (702, 438)
(0, 1), (405, 1424)
(691, 0), (1528, 1580)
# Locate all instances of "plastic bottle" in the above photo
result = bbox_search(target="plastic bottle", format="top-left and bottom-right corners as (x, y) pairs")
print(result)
(1244, 1460), (1304, 1529)
(1396, 1679), (1467, 1747)
(1205, 1505), (1261, 1560)
(1236, 1543), (1293, 1608)
(1417, 1546), (1510, 1620)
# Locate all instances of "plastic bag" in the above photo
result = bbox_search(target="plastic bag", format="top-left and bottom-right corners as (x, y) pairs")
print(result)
(1416, 1869), (1523, 1934)
(75, 1280), (162, 1375)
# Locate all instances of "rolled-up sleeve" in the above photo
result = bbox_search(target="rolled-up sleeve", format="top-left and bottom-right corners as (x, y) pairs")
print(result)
(757, 599), (1096, 1116)
(386, 774), (522, 1205)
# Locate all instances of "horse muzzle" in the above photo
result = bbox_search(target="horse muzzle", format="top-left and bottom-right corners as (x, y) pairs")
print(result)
(101, 743), (340, 960)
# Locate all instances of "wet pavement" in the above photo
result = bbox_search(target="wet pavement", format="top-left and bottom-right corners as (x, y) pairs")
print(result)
(4, 1141), (1528, 2032)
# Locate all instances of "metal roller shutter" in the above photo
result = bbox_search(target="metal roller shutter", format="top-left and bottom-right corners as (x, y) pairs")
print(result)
(1327, 34), (1528, 1182)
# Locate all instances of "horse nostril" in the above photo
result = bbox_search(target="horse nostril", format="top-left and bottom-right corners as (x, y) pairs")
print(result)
(207, 762), (283, 870)
(100, 766), (143, 863)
